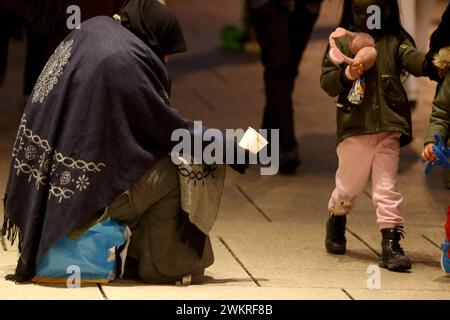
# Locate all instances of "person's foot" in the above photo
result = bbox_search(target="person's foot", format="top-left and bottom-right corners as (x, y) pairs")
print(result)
(176, 269), (206, 285)
(279, 146), (301, 175)
(442, 207), (450, 275)
(379, 226), (412, 272)
(325, 213), (347, 255)
(440, 238), (450, 275)
(192, 270), (206, 283)
(116, 252), (140, 280)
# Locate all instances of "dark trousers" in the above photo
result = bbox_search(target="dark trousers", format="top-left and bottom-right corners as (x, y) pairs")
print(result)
(0, 13), (16, 85)
(251, 0), (320, 151)
(0, 21), (46, 97)
(24, 27), (48, 96)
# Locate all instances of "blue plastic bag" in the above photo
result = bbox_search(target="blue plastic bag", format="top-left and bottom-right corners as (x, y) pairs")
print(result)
(33, 218), (126, 284)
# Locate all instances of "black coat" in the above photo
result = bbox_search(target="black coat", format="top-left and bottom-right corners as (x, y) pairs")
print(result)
(427, 3), (450, 81)
(430, 3), (450, 55)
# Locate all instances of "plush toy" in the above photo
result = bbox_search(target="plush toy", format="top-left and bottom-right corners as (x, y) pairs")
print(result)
(422, 134), (450, 175)
(328, 28), (378, 105)
(329, 28), (378, 69)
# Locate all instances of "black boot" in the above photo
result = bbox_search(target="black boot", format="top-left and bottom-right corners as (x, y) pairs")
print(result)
(325, 214), (347, 255)
(379, 226), (412, 271)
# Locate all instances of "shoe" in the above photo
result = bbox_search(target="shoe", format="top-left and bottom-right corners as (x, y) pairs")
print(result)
(325, 213), (347, 255)
(442, 207), (450, 274)
(116, 248), (140, 280)
(176, 269), (205, 286)
(279, 146), (301, 175)
(440, 238), (450, 274)
(379, 226), (412, 271)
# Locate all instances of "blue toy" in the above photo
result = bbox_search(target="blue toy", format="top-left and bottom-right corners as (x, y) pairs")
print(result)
(422, 134), (450, 175)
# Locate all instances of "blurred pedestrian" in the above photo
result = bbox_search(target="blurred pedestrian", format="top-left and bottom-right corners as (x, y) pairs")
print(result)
(249, 0), (323, 174)
(399, 0), (437, 107)
(0, 0), (22, 87)
(0, 0), (126, 109)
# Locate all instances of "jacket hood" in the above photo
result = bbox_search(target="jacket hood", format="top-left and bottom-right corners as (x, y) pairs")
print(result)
(434, 46), (450, 70)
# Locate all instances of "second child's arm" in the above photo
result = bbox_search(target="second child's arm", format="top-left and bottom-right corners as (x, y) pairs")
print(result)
(422, 73), (450, 162)
(397, 38), (427, 77)
(425, 74), (450, 145)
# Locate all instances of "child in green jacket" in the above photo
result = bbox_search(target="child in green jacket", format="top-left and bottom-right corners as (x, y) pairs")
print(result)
(422, 47), (450, 163)
(421, 47), (450, 275)
(321, 0), (430, 271)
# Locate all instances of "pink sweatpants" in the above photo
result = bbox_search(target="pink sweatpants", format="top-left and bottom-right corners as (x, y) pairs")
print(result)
(328, 132), (405, 230)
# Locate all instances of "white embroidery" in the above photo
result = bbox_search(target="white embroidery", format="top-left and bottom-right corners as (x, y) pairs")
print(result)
(32, 39), (74, 104)
(12, 114), (106, 203)
(14, 115), (106, 172)
(60, 171), (72, 185)
(76, 174), (90, 191)
(25, 145), (37, 160)
(53, 152), (106, 173)
(14, 158), (47, 189)
(38, 153), (51, 172)
(49, 183), (75, 203)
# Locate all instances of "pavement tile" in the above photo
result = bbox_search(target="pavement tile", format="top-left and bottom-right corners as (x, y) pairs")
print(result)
(251, 266), (450, 292)
(202, 237), (256, 287)
(212, 222), (379, 273)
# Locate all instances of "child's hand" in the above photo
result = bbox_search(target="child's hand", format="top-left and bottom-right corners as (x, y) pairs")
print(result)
(422, 143), (436, 162)
(348, 61), (364, 80)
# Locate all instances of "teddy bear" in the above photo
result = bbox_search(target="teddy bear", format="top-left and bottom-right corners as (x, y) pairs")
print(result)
(328, 27), (378, 70)
(328, 28), (378, 105)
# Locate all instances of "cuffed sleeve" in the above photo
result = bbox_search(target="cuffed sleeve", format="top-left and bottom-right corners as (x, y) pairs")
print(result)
(320, 38), (353, 98)
(397, 38), (426, 77)
(425, 74), (450, 145)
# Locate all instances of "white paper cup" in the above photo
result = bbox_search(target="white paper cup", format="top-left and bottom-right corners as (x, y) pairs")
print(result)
(238, 127), (269, 154)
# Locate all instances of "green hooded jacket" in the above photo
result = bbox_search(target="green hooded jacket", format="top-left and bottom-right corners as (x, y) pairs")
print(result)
(321, 34), (426, 147)
(425, 53), (450, 146)
(425, 47), (450, 189)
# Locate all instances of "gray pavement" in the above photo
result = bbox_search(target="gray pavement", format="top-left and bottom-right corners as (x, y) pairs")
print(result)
(0, 0), (449, 300)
